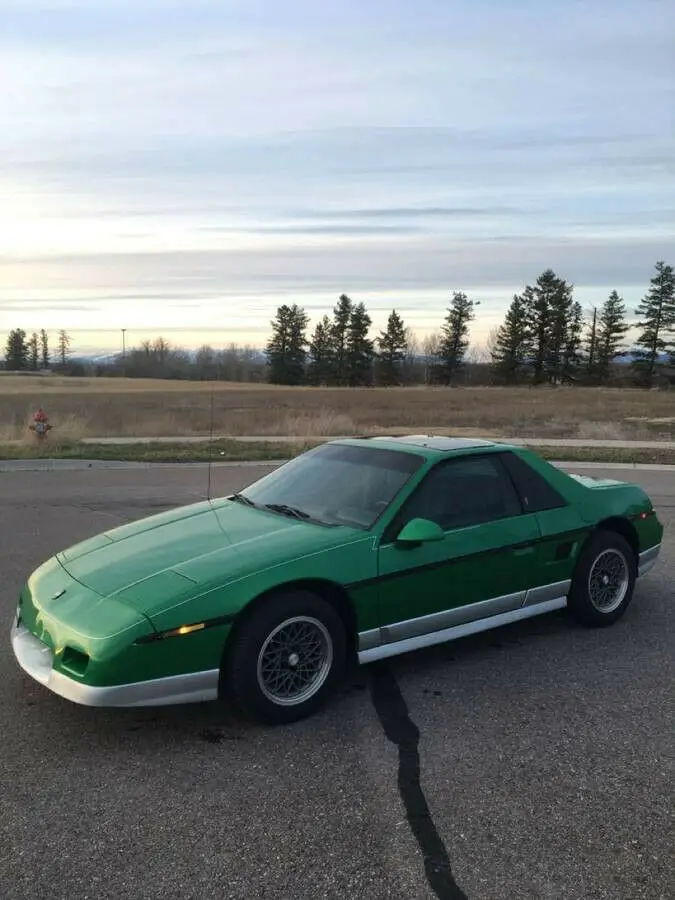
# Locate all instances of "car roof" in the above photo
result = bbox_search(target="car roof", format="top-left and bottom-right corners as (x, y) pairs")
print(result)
(332, 434), (509, 457)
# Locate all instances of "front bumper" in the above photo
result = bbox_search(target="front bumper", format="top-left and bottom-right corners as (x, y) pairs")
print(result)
(11, 616), (219, 707)
(638, 542), (661, 577)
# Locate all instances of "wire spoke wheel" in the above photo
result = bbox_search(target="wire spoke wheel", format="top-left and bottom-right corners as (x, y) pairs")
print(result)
(257, 616), (333, 706)
(588, 549), (629, 614)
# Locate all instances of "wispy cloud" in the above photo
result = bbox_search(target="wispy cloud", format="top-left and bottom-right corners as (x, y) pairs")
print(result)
(198, 224), (426, 236)
(292, 206), (523, 220)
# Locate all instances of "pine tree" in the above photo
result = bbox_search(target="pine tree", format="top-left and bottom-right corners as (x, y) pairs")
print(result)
(584, 307), (599, 382)
(632, 261), (675, 386)
(491, 293), (531, 383)
(346, 302), (375, 386)
(436, 292), (478, 384)
(57, 329), (72, 366)
(40, 329), (50, 369)
(28, 332), (39, 370)
(4, 329), (28, 370)
(328, 294), (353, 385)
(524, 281), (546, 384)
(595, 290), (630, 383)
(522, 269), (577, 383)
(265, 304), (309, 385)
(543, 275), (576, 383)
(562, 301), (584, 381)
(376, 309), (408, 386)
(307, 316), (334, 386)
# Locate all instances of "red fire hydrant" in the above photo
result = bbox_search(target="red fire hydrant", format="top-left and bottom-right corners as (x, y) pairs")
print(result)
(29, 408), (53, 441)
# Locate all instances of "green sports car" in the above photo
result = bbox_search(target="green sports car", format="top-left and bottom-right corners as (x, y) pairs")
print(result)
(12, 436), (663, 724)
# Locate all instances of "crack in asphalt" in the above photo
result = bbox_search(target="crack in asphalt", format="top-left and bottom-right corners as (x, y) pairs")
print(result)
(370, 663), (468, 900)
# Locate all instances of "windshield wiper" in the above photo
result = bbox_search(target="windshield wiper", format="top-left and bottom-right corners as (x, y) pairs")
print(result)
(263, 503), (310, 520)
(228, 492), (257, 507)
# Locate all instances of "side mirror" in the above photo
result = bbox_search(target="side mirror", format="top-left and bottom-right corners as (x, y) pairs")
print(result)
(395, 517), (444, 547)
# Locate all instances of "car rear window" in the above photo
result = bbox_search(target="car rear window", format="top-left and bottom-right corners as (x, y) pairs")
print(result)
(500, 452), (567, 511)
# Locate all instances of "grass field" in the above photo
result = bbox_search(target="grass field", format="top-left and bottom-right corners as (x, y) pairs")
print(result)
(1, 375), (674, 445)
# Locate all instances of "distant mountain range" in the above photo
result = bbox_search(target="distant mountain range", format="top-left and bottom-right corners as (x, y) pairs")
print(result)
(76, 349), (267, 365)
(74, 349), (671, 366)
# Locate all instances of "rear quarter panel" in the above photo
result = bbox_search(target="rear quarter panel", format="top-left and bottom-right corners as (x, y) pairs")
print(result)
(575, 479), (659, 530)
(514, 451), (662, 580)
(566, 475), (663, 556)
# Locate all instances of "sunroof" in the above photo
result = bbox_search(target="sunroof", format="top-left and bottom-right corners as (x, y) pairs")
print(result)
(369, 435), (495, 450)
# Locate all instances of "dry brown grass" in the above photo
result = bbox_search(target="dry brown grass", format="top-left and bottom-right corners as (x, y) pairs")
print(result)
(1, 376), (674, 441)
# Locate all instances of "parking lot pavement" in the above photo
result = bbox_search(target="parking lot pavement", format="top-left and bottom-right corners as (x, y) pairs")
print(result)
(1, 464), (673, 900)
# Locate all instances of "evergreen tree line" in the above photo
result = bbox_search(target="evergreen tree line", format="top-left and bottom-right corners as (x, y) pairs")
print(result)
(4, 261), (673, 388)
(266, 291), (479, 386)
(490, 261), (675, 388)
(266, 261), (675, 388)
(2, 329), (71, 371)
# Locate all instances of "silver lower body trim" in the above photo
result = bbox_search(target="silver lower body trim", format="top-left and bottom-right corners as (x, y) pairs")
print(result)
(357, 596), (568, 665)
(638, 542), (661, 577)
(379, 589), (526, 645)
(11, 620), (219, 707)
(523, 579), (571, 607)
(359, 580), (572, 655)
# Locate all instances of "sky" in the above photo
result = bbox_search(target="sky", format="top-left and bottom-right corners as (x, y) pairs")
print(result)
(1, 0), (673, 356)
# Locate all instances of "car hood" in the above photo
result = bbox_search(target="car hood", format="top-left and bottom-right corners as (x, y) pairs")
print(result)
(56, 498), (358, 608)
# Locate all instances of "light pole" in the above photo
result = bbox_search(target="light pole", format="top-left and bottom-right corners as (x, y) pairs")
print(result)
(121, 328), (127, 377)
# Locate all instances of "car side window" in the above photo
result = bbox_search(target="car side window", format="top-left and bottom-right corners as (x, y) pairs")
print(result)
(499, 452), (567, 512)
(393, 455), (523, 534)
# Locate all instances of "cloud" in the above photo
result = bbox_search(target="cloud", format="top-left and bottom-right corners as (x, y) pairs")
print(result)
(291, 206), (523, 220)
(198, 223), (426, 236)
(0, 301), (99, 312)
(4, 234), (668, 295)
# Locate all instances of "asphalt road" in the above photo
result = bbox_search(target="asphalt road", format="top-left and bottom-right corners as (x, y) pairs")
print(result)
(1, 463), (673, 900)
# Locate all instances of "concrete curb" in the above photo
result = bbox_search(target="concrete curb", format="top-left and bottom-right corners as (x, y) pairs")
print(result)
(0, 458), (285, 473)
(72, 435), (675, 449)
(550, 461), (675, 472)
(0, 459), (283, 472)
(2, 458), (675, 474)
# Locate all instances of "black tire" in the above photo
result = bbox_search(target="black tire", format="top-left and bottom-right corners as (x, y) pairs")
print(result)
(567, 529), (637, 627)
(222, 589), (347, 725)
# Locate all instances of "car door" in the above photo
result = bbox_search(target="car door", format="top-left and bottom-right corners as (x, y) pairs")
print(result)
(374, 453), (544, 644)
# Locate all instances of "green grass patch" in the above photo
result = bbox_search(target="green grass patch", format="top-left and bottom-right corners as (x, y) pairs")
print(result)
(0, 439), (317, 463)
(536, 446), (675, 466)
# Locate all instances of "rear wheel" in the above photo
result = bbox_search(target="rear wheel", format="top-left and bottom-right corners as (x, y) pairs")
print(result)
(222, 589), (347, 725)
(567, 529), (636, 627)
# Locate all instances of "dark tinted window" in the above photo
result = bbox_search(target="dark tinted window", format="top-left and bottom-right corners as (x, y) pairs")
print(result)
(499, 452), (567, 512)
(392, 454), (523, 534)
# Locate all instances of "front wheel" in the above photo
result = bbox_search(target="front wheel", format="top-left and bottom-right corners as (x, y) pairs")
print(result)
(222, 590), (347, 725)
(567, 529), (636, 627)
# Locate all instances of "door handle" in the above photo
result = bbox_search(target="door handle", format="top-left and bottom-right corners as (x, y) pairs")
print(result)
(512, 545), (535, 556)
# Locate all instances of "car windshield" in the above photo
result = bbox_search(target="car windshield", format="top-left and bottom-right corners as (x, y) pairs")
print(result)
(236, 443), (424, 529)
